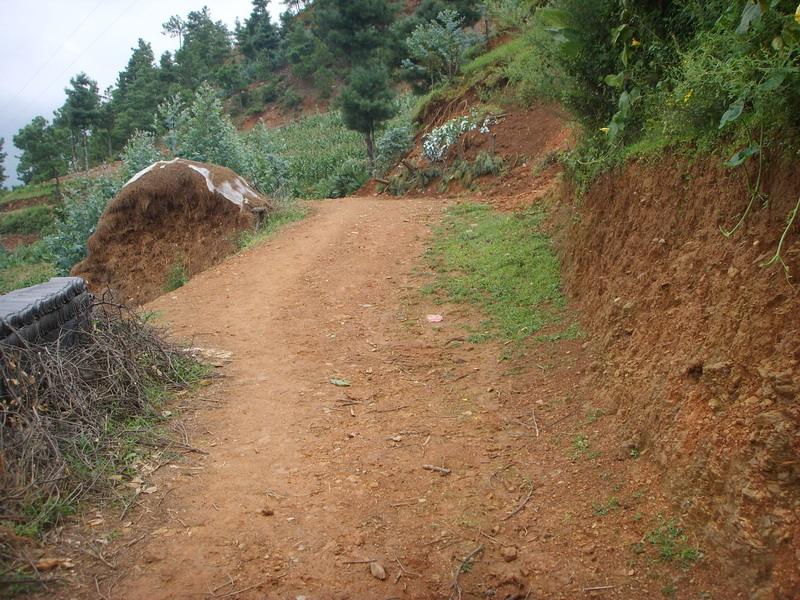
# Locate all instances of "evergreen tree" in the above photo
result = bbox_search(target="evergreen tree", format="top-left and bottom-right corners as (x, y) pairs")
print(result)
(63, 73), (101, 171)
(109, 39), (162, 148)
(339, 64), (397, 167)
(315, 0), (398, 64)
(13, 117), (69, 187)
(174, 8), (232, 87)
(236, 0), (281, 66)
(162, 15), (187, 49)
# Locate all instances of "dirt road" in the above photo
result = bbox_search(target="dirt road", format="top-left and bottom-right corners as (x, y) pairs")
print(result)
(71, 197), (721, 599)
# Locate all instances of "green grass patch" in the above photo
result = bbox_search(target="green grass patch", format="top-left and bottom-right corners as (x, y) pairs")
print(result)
(646, 516), (703, 567)
(461, 36), (528, 77)
(425, 203), (573, 342)
(0, 182), (56, 205)
(236, 202), (309, 250)
(0, 241), (55, 294)
(0, 205), (56, 235)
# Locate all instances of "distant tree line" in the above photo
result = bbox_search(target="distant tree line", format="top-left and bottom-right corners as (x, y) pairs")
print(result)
(13, 0), (485, 184)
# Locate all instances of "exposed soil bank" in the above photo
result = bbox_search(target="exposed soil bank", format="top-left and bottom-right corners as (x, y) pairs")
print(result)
(558, 155), (800, 597)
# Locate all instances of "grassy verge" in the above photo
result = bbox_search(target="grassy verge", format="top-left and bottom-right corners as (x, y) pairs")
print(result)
(423, 203), (577, 342)
(0, 205), (56, 235)
(0, 183), (56, 206)
(236, 201), (309, 250)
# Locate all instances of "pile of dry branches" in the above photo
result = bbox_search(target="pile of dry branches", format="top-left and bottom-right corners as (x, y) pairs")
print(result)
(0, 299), (200, 529)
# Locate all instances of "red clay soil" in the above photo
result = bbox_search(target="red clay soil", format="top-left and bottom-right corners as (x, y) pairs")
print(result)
(36, 197), (749, 600)
(72, 159), (271, 305)
(362, 104), (573, 209)
(0, 196), (55, 214)
(556, 155), (800, 597)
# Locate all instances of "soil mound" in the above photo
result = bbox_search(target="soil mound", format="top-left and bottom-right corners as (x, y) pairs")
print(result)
(557, 155), (800, 596)
(73, 159), (272, 305)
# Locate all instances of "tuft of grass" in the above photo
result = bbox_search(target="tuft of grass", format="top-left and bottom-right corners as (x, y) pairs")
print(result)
(0, 205), (56, 235)
(163, 262), (189, 292)
(646, 516), (703, 567)
(593, 496), (621, 516)
(425, 203), (572, 342)
(236, 202), (308, 251)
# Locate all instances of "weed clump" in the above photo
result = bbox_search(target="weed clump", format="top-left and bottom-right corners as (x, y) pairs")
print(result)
(0, 300), (208, 547)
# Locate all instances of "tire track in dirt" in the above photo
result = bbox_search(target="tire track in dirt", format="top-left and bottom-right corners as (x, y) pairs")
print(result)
(60, 196), (732, 599)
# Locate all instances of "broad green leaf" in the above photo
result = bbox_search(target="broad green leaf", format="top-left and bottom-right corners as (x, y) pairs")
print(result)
(620, 46), (630, 67)
(611, 24), (629, 46)
(737, 1), (762, 34)
(759, 72), (786, 91)
(719, 100), (745, 129)
(604, 73), (624, 88)
(607, 119), (622, 142)
(725, 144), (760, 168)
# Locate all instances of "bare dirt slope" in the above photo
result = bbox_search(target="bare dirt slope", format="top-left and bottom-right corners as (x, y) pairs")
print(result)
(55, 196), (738, 599)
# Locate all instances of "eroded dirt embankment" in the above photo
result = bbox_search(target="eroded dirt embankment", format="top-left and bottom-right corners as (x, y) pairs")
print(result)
(557, 156), (800, 596)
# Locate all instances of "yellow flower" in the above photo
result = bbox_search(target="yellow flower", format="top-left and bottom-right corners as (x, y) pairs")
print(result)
(795, 3), (800, 25)
(631, 38), (641, 47)
(600, 127), (610, 134)
(683, 90), (693, 104)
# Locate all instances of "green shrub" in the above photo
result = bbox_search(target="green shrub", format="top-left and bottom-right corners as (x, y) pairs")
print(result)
(163, 262), (189, 291)
(43, 177), (120, 275)
(121, 130), (162, 181)
(376, 124), (415, 173)
(280, 88), (303, 111)
(315, 158), (370, 198)
(0, 205), (56, 235)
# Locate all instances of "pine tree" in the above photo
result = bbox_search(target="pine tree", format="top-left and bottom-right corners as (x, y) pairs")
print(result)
(109, 40), (162, 149)
(63, 73), (101, 171)
(315, 0), (398, 63)
(174, 8), (232, 87)
(236, 0), (281, 65)
(339, 64), (397, 167)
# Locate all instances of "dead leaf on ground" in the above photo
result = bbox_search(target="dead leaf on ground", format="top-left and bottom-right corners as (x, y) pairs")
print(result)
(34, 558), (75, 571)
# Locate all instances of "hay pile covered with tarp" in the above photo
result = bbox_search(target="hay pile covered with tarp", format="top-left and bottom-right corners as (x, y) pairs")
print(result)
(73, 159), (273, 305)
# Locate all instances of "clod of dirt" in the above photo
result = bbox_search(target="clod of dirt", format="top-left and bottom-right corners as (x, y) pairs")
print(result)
(501, 546), (518, 562)
(73, 159), (273, 305)
(369, 561), (387, 580)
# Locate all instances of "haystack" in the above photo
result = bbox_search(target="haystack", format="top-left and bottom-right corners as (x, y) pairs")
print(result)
(73, 159), (273, 305)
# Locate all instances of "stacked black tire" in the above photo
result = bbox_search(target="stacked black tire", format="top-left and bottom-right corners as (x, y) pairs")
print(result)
(0, 277), (92, 348)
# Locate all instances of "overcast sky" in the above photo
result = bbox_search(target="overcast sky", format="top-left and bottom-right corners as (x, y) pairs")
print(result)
(0, 0), (285, 187)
